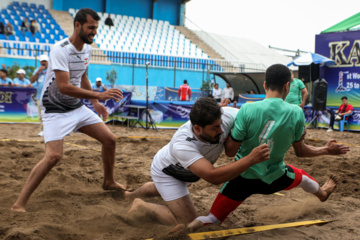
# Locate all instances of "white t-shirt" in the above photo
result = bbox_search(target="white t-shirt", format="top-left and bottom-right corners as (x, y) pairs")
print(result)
(153, 107), (239, 181)
(40, 38), (92, 113)
(212, 88), (222, 99)
(223, 87), (234, 100)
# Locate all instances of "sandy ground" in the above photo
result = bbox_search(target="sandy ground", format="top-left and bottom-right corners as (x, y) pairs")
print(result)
(0, 123), (359, 240)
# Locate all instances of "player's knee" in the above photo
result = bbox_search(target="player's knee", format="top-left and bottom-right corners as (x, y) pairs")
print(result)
(103, 133), (116, 147)
(46, 153), (62, 165)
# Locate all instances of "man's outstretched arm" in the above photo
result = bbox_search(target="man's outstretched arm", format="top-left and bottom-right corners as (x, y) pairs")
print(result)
(292, 138), (350, 157)
(188, 143), (269, 185)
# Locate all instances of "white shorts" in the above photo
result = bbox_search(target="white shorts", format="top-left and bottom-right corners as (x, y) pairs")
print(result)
(151, 161), (191, 202)
(42, 105), (103, 143)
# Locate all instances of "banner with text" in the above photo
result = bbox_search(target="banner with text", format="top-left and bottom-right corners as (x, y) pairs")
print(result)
(0, 87), (37, 123)
(315, 31), (360, 107)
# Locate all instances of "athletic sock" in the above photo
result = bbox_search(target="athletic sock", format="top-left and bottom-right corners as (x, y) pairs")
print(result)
(195, 213), (220, 225)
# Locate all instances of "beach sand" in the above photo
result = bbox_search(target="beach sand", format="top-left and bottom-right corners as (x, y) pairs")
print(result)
(0, 123), (359, 239)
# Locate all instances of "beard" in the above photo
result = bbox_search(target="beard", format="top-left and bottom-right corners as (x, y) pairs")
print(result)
(199, 132), (221, 144)
(79, 27), (94, 44)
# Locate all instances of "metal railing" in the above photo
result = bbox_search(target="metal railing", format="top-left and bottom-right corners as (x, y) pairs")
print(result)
(0, 40), (266, 72)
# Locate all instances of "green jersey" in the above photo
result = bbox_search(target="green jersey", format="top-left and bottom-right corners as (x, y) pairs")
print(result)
(231, 98), (304, 184)
(285, 78), (305, 105)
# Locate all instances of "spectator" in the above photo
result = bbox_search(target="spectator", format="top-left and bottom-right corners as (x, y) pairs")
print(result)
(0, 21), (4, 34)
(222, 82), (234, 102)
(212, 83), (222, 102)
(327, 96), (353, 132)
(4, 22), (15, 38)
(250, 89), (256, 94)
(1, 64), (5, 69)
(21, 18), (30, 36)
(104, 14), (114, 29)
(285, 70), (308, 108)
(178, 79), (191, 101)
(0, 69), (13, 87)
(30, 54), (49, 137)
(32, 19), (41, 33)
(30, 20), (40, 36)
(92, 77), (107, 91)
(13, 69), (32, 87)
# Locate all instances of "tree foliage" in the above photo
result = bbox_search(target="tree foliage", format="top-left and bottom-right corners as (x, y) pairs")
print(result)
(106, 67), (117, 88)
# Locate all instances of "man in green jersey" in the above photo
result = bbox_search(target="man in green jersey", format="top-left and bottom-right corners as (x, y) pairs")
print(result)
(183, 64), (349, 230)
(285, 70), (308, 108)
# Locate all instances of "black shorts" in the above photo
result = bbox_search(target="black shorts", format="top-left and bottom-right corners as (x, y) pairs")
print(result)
(220, 165), (296, 202)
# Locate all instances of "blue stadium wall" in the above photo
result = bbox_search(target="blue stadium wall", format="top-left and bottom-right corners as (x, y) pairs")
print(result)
(53, 0), (183, 26)
(0, 57), (220, 89)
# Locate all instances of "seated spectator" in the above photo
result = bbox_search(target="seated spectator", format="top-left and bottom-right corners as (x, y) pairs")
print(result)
(13, 69), (32, 88)
(21, 18), (30, 36)
(105, 14), (114, 29)
(0, 69), (13, 87)
(30, 20), (41, 36)
(92, 77), (107, 91)
(0, 21), (4, 34)
(212, 83), (222, 102)
(4, 22), (15, 38)
(32, 19), (41, 33)
(327, 96), (353, 132)
(250, 89), (256, 94)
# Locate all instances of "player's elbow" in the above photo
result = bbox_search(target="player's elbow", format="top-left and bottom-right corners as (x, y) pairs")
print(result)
(294, 150), (305, 157)
(202, 172), (224, 185)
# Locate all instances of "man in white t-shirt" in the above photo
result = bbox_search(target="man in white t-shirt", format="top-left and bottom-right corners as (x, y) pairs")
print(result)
(124, 97), (270, 226)
(212, 83), (222, 102)
(222, 82), (234, 102)
(12, 8), (125, 212)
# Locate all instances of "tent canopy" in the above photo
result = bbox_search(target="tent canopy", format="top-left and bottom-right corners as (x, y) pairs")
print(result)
(213, 72), (266, 96)
(322, 12), (360, 33)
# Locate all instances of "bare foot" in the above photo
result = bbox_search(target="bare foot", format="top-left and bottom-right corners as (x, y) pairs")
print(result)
(11, 205), (26, 212)
(103, 182), (131, 191)
(124, 190), (132, 200)
(127, 198), (144, 213)
(317, 174), (339, 202)
(187, 219), (204, 232)
(167, 223), (187, 235)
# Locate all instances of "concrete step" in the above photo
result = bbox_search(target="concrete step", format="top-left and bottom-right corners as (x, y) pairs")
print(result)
(175, 26), (224, 59)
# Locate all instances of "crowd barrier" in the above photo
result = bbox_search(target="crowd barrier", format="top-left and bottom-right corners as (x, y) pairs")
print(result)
(1, 86), (359, 130)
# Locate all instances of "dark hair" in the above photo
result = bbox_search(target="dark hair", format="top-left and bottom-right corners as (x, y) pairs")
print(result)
(73, 8), (100, 27)
(190, 97), (222, 128)
(341, 96), (348, 100)
(265, 64), (291, 92)
(0, 69), (8, 75)
(184, 80), (187, 84)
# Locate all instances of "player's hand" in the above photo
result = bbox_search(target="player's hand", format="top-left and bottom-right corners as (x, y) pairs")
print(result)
(98, 88), (123, 102)
(249, 143), (270, 164)
(93, 102), (109, 121)
(219, 98), (230, 107)
(38, 65), (46, 72)
(325, 139), (350, 155)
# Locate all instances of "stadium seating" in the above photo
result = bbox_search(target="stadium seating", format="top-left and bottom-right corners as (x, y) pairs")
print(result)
(68, 8), (208, 59)
(0, 2), (68, 45)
